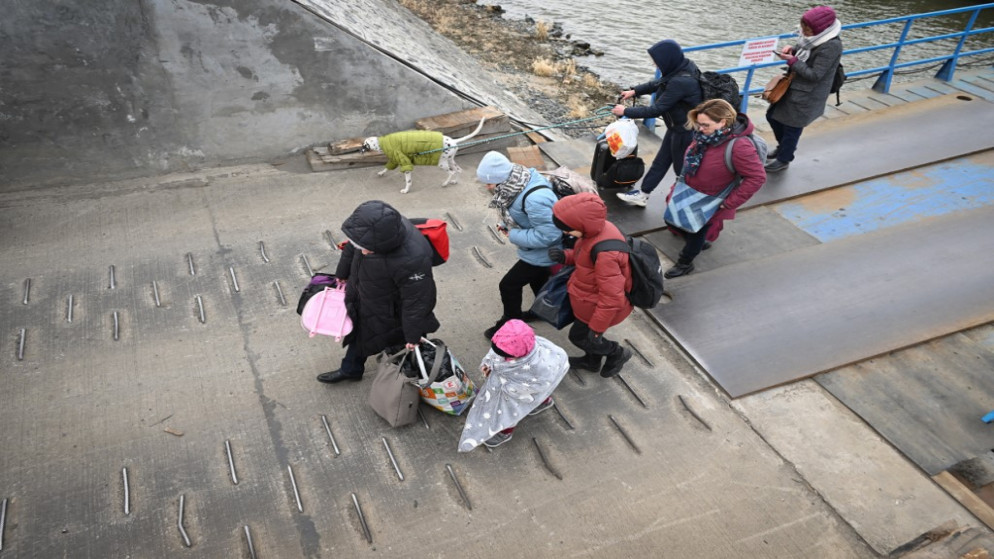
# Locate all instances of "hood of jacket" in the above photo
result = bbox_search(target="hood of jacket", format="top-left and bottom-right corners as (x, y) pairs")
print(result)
(730, 112), (756, 137)
(647, 39), (687, 78)
(552, 192), (607, 238)
(342, 200), (406, 253)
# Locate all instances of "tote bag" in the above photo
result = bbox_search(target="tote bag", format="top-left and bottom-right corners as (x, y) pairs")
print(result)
(368, 349), (420, 427)
(529, 266), (575, 329)
(413, 339), (475, 416)
(663, 180), (736, 234)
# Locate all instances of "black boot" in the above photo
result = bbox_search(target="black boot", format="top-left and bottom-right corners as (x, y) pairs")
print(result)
(484, 316), (510, 340)
(568, 353), (603, 372)
(664, 262), (695, 279)
(600, 347), (633, 378)
(317, 369), (363, 384)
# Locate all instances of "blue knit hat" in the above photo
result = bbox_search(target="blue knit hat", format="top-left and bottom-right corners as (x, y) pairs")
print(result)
(476, 151), (513, 184)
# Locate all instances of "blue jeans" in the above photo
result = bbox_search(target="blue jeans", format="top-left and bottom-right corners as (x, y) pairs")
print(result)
(640, 127), (693, 194)
(766, 110), (804, 163)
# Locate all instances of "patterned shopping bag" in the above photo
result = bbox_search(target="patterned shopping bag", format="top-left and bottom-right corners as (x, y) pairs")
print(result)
(413, 339), (475, 416)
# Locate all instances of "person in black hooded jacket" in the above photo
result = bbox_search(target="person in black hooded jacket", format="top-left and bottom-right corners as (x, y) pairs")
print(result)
(317, 200), (440, 384)
(612, 39), (703, 208)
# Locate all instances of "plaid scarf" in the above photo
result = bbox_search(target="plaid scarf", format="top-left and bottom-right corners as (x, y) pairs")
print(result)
(683, 127), (731, 178)
(487, 164), (532, 227)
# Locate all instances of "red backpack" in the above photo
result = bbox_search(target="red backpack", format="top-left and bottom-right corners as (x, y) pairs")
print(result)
(336, 218), (450, 266)
(410, 218), (449, 266)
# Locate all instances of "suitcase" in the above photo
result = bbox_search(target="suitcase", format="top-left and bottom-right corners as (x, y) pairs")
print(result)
(591, 140), (640, 188)
(590, 139), (616, 182)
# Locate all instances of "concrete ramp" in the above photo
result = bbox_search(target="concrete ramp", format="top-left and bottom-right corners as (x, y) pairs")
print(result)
(0, 0), (550, 190)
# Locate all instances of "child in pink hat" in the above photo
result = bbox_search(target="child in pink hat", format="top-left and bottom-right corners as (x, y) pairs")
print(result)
(458, 320), (569, 450)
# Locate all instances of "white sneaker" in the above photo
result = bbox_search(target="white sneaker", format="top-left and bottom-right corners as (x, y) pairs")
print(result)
(617, 189), (649, 207)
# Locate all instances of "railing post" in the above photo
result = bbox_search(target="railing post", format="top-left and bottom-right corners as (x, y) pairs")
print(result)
(873, 18), (914, 93)
(644, 68), (662, 133)
(740, 67), (756, 113)
(936, 8), (980, 81)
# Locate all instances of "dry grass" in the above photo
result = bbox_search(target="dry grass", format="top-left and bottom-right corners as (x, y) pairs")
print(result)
(398, 0), (622, 127)
(532, 58), (558, 77)
(582, 73), (601, 89)
(562, 58), (577, 77)
(567, 96), (590, 119)
(535, 20), (549, 41)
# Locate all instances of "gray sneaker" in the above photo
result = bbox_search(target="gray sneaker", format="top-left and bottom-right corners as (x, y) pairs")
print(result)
(528, 398), (555, 416)
(484, 431), (513, 448)
(616, 189), (649, 207)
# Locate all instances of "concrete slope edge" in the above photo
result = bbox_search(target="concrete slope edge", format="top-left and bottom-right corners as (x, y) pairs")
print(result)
(292, 0), (564, 140)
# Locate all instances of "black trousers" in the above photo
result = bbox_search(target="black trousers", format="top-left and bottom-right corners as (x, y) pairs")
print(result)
(678, 222), (712, 265)
(568, 319), (619, 357)
(499, 260), (551, 318)
(640, 127), (693, 194)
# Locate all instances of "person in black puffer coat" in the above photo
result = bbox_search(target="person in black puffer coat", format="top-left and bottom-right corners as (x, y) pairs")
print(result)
(612, 39), (703, 208)
(317, 200), (440, 384)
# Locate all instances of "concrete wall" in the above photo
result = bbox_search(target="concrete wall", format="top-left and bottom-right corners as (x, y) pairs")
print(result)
(0, 0), (483, 189)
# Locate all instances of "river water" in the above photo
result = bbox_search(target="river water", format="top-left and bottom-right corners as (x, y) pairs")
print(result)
(479, 0), (994, 88)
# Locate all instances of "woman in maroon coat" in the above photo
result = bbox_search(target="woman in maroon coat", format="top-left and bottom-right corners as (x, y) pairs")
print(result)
(548, 193), (634, 378)
(664, 99), (767, 278)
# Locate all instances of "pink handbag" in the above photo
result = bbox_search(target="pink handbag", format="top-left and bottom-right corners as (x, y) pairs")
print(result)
(300, 285), (353, 341)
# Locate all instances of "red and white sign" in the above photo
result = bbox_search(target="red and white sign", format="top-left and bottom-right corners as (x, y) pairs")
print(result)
(739, 37), (779, 67)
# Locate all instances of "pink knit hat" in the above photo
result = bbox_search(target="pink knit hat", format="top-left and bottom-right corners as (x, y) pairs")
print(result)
(802, 5), (837, 35)
(491, 319), (536, 358)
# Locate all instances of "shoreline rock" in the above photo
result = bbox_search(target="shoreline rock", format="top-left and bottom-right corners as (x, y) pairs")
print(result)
(399, 0), (621, 138)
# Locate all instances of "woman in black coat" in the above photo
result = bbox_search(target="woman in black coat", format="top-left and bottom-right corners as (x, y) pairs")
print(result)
(765, 5), (843, 172)
(318, 200), (440, 384)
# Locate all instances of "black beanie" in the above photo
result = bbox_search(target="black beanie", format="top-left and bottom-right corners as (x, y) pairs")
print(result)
(491, 341), (514, 358)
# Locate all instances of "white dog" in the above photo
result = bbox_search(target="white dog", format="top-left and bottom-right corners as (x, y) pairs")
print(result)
(362, 117), (487, 194)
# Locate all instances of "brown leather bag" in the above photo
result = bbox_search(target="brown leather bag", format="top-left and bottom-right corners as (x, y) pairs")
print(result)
(762, 72), (794, 103)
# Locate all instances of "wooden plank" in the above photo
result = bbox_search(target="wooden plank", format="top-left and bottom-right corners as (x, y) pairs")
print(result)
(949, 78), (994, 102)
(416, 105), (510, 137)
(887, 88), (929, 103)
(863, 93), (906, 107)
(306, 149), (386, 172)
(506, 145), (546, 169)
(649, 205), (994, 399)
(327, 136), (366, 155)
(933, 471), (994, 531)
(525, 131), (548, 144)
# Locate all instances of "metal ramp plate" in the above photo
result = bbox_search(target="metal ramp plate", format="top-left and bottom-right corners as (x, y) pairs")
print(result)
(816, 329), (994, 476)
(604, 93), (994, 236)
(649, 205), (994, 398)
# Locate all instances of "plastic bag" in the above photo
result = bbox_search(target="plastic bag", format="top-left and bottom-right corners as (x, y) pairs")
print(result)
(603, 119), (639, 158)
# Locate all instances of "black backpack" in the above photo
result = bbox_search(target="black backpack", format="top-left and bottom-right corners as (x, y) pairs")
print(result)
(829, 63), (847, 106)
(590, 236), (665, 309)
(698, 70), (742, 110)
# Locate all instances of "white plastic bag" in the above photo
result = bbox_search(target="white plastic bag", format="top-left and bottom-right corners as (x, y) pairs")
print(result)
(603, 119), (639, 158)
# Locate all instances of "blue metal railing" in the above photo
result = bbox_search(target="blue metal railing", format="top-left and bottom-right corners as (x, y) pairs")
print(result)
(645, 2), (994, 124)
